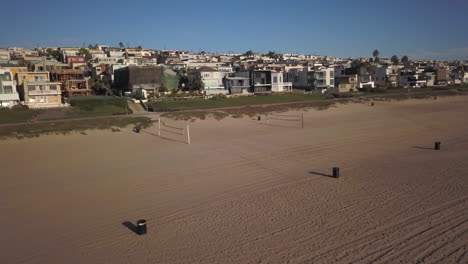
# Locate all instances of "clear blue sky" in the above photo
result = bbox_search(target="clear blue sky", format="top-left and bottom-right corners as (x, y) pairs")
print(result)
(3, 0), (468, 60)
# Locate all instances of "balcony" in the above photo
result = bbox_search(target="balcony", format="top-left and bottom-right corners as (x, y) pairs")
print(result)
(28, 90), (61, 96)
(0, 93), (20, 101)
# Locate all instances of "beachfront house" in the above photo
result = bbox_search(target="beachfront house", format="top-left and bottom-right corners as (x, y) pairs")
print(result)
(190, 66), (229, 95)
(223, 76), (251, 94)
(16, 72), (63, 108)
(114, 65), (165, 97)
(335, 74), (358, 93)
(0, 68), (20, 107)
(49, 69), (93, 97)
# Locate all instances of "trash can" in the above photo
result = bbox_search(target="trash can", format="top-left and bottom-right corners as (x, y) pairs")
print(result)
(136, 219), (147, 235)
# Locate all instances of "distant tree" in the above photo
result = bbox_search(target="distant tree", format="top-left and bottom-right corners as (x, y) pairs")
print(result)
(178, 70), (204, 91)
(373, 49), (379, 58)
(401, 55), (409, 66)
(94, 44), (99, 49)
(266, 51), (281, 61)
(243, 50), (254, 57)
(118, 42), (124, 49)
(90, 77), (112, 95)
(369, 58), (374, 63)
(391, 55), (399, 65)
(78, 48), (90, 58)
(46, 48), (61, 61)
(137, 45), (142, 50)
(351, 59), (363, 70)
(372, 49), (380, 64)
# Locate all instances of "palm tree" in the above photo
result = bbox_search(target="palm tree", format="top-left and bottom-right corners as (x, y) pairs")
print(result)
(372, 49), (380, 64)
(118, 42), (124, 49)
(401, 55), (409, 66)
(243, 50), (254, 57)
(391, 55), (399, 65)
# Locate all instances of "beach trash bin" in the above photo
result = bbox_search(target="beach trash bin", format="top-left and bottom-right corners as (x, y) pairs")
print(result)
(137, 219), (147, 235)
(434, 142), (441, 150)
(333, 167), (340, 178)
(258, 115), (261, 121)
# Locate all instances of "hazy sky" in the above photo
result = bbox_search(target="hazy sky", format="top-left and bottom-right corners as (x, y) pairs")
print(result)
(3, 0), (468, 60)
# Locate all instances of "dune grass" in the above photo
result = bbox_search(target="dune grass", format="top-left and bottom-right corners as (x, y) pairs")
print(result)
(0, 107), (43, 124)
(149, 93), (328, 111)
(68, 96), (128, 117)
(0, 116), (153, 140)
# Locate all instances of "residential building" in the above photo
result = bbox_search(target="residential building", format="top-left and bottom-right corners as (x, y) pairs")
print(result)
(114, 65), (165, 96)
(248, 70), (272, 93)
(0, 65), (28, 79)
(358, 74), (375, 88)
(464, 72), (468, 84)
(49, 69), (93, 97)
(335, 74), (358, 93)
(223, 76), (250, 94)
(190, 67), (229, 95)
(0, 69), (20, 107)
(0, 49), (10, 61)
(66, 56), (86, 68)
(33, 60), (69, 72)
(16, 72), (62, 108)
(436, 67), (448, 85)
(241, 69), (292, 93)
(399, 71), (427, 87)
(271, 71), (292, 92)
(313, 66), (335, 91)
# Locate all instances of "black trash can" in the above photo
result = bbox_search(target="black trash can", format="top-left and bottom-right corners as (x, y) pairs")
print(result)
(333, 167), (340, 178)
(136, 219), (147, 235)
(258, 116), (261, 121)
(434, 142), (441, 150)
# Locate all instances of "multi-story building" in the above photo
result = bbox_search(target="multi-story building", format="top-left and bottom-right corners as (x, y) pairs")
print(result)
(335, 74), (358, 93)
(66, 56), (86, 68)
(223, 76), (250, 94)
(0, 69), (20, 107)
(49, 69), (92, 97)
(313, 66), (335, 91)
(358, 74), (375, 89)
(16, 72), (62, 108)
(436, 67), (448, 85)
(190, 67), (229, 95)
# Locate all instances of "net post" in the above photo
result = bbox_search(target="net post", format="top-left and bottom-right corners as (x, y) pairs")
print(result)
(301, 112), (304, 128)
(267, 114), (269, 125)
(186, 125), (191, 145)
(158, 117), (161, 137)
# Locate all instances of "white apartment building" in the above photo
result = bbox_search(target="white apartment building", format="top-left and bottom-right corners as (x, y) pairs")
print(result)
(191, 67), (229, 95)
(0, 69), (20, 107)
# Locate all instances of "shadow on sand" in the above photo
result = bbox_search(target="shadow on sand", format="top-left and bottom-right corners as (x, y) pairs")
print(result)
(309, 171), (335, 178)
(122, 221), (138, 235)
(412, 146), (435, 150)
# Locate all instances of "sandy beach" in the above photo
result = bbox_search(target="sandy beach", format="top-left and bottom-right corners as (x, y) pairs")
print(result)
(1, 96), (467, 263)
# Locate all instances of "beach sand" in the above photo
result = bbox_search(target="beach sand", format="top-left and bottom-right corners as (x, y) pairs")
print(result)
(1, 96), (467, 263)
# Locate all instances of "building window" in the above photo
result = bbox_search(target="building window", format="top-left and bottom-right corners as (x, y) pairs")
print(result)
(273, 76), (278, 83)
(3, 85), (13, 94)
(28, 86), (35, 91)
(50, 85), (57, 91)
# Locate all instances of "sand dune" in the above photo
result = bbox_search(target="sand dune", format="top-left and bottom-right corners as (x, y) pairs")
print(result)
(1, 96), (467, 263)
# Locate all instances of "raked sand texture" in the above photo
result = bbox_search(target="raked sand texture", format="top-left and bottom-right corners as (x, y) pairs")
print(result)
(1, 97), (468, 264)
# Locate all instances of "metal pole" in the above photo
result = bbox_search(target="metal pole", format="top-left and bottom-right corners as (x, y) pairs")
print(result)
(158, 117), (161, 137)
(301, 112), (304, 128)
(186, 125), (191, 145)
(267, 114), (269, 125)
